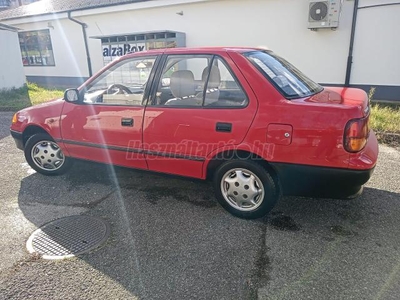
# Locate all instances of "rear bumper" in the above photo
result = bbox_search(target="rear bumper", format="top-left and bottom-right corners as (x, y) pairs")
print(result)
(348, 130), (379, 170)
(270, 162), (375, 199)
(10, 130), (24, 150)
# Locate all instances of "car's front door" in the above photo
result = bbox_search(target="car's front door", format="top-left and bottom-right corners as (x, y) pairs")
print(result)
(143, 53), (258, 178)
(61, 56), (158, 169)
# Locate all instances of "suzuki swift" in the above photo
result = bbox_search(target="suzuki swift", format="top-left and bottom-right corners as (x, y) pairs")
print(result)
(10, 47), (378, 219)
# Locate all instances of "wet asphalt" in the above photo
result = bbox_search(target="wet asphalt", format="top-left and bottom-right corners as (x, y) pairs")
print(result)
(0, 111), (400, 300)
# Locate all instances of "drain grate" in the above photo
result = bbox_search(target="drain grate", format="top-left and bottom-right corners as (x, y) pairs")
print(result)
(27, 215), (110, 260)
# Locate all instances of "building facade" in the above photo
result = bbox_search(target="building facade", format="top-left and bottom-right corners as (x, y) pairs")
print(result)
(0, 0), (398, 101)
(0, 23), (26, 90)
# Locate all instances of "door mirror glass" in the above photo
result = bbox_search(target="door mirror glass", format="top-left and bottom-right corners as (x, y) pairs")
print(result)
(64, 88), (79, 103)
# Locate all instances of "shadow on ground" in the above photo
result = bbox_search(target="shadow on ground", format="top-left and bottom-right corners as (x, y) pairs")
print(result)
(11, 159), (400, 300)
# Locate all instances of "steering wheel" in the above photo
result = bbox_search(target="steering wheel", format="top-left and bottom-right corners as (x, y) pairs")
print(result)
(106, 84), (132, 95)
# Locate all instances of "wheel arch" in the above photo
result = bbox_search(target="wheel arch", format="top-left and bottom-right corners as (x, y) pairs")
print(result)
(204, 148), (281, 194)
(22, 125), (50, 147)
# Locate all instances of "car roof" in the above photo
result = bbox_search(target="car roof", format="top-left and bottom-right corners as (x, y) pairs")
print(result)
(124, 46), (263, 57)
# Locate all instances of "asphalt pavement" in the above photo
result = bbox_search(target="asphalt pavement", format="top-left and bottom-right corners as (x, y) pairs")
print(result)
(0, 111), (399, 300)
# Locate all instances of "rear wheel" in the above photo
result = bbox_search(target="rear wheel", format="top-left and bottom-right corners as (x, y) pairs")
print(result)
(213, 160), (279, 219)
(24, 133), (73, 175)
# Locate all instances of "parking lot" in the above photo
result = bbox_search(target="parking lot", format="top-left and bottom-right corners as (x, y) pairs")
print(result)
(0, 110), (400, 300)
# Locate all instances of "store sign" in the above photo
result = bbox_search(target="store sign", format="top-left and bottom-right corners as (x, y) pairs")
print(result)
(102, 43), (146, 57)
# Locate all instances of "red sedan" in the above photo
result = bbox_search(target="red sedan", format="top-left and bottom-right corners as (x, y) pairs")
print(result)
(10, 47), (378, 219)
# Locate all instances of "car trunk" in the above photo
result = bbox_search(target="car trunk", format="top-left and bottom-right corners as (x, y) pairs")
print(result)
(306, 87), (370, 117)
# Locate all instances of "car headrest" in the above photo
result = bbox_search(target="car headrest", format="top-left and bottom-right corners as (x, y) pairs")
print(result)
(202, 66), (221, 89)
(170, 70), (196, 99)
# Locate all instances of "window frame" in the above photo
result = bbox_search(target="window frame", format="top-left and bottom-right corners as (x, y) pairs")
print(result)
(18, 29), (56, 67)
(244, 50), (324, 100)
(149, 53), (249, 109)
(78, 55), (160, 107)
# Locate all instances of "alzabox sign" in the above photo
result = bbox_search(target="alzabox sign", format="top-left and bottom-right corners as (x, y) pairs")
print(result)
(102, 43), (146, 57)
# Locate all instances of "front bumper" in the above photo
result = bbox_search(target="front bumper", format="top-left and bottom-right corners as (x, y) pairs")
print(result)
(270, 162), (375, 199)
(10, 130), (24, 150)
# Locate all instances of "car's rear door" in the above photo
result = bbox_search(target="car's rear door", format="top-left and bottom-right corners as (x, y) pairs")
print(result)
(142, 52), (258, 178)
(61, 55), (159, 169)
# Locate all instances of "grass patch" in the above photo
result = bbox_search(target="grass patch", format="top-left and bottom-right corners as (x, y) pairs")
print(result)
(370, 103), (400, 147)
(0, 82), (63, 111)
(28, 82), (63, 106)
(0, 85), (31, 111)
(370, 103), (400, 134)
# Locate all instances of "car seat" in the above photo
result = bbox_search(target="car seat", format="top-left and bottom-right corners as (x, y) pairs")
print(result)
(164, 70), (199, 106)
(201, 65), (221, 106)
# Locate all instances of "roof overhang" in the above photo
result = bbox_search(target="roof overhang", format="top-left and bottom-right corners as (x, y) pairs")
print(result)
(0, 22), (18, 31)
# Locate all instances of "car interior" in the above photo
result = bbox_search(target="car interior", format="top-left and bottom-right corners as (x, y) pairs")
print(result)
(156, 59), (248, 107)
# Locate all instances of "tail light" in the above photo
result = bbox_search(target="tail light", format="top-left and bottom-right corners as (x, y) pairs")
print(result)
(344, 115), (370, 152)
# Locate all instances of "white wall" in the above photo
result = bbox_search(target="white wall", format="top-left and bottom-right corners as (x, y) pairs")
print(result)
(81, 0), (355, 84)
(3, 0), (355, 85)
(10, 0), (400, 91)
(0, 29), (26, 90)
(351, 0), (400, 86)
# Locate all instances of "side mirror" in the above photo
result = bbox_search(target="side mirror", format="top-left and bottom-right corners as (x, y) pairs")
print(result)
(64, 88), (80, 103)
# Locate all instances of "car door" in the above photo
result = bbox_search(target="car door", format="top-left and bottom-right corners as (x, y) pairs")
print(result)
(142, 53), (258, 178)
(61, 55), (159, 169)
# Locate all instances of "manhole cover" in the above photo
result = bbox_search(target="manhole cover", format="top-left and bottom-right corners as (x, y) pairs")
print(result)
(27, 215), (110, 260)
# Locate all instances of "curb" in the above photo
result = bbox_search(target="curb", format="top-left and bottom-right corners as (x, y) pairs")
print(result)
(375, 132), (400, 148)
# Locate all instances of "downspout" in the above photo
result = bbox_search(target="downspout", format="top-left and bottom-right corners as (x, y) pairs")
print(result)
(344, 0), (359, 87)
(68, 11), (93, 77)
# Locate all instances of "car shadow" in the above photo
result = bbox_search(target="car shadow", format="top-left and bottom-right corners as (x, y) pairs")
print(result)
(15, 159), (400, 299)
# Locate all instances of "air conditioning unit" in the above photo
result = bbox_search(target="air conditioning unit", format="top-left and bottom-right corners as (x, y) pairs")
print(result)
(308, 0), (342, 30)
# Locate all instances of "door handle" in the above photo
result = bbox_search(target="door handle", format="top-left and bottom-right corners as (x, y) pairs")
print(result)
(216, 122), (232, 132)
(121, 118), (134, 127)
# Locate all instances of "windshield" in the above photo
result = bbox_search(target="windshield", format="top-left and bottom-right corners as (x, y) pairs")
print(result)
(244, 50), (323, 99)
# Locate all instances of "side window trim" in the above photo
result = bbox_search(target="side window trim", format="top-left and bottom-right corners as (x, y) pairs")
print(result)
(203, 55), (249, 109)
(148, 53), (249, 109)
(142, 55), (163, 106)
(200, 55), (216, 107)
(148, 54), (168, 106)
(149, 53), (213, 107)
(79, 55), (159, 107)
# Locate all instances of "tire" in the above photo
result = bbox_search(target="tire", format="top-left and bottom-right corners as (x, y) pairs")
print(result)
(213, 160), (279, 219)
(24, 133), (73, 176)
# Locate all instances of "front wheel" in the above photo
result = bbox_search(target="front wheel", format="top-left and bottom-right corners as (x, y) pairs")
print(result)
(213, 160), (279, 219)
(24, 133), (73, 176)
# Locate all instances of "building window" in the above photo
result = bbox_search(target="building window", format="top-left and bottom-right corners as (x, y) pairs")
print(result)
(18, 29), (55, 66)
(0, 0), (11, 9)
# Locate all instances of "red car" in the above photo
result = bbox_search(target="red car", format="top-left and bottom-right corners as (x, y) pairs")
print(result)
(10, 47), (378, 219)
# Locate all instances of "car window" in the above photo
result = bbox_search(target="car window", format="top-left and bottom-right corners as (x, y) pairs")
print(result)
(153, 55), (247, 108)
(83, 57), (156, 106)
(244, 50), (323, 99)
(154, 55), (212, 106)
(204, 57), (248, 107)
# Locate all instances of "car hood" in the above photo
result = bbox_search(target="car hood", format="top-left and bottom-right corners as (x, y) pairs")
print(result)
(20, 98), (64, 113)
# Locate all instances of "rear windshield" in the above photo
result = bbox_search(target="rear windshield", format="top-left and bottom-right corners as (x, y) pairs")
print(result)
(244, 50), (323, 99)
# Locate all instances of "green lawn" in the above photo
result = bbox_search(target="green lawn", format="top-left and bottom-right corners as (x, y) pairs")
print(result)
(28, 82), (64, 106)
(370, 104), (400, 134)
(0, 82), (63, 111)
